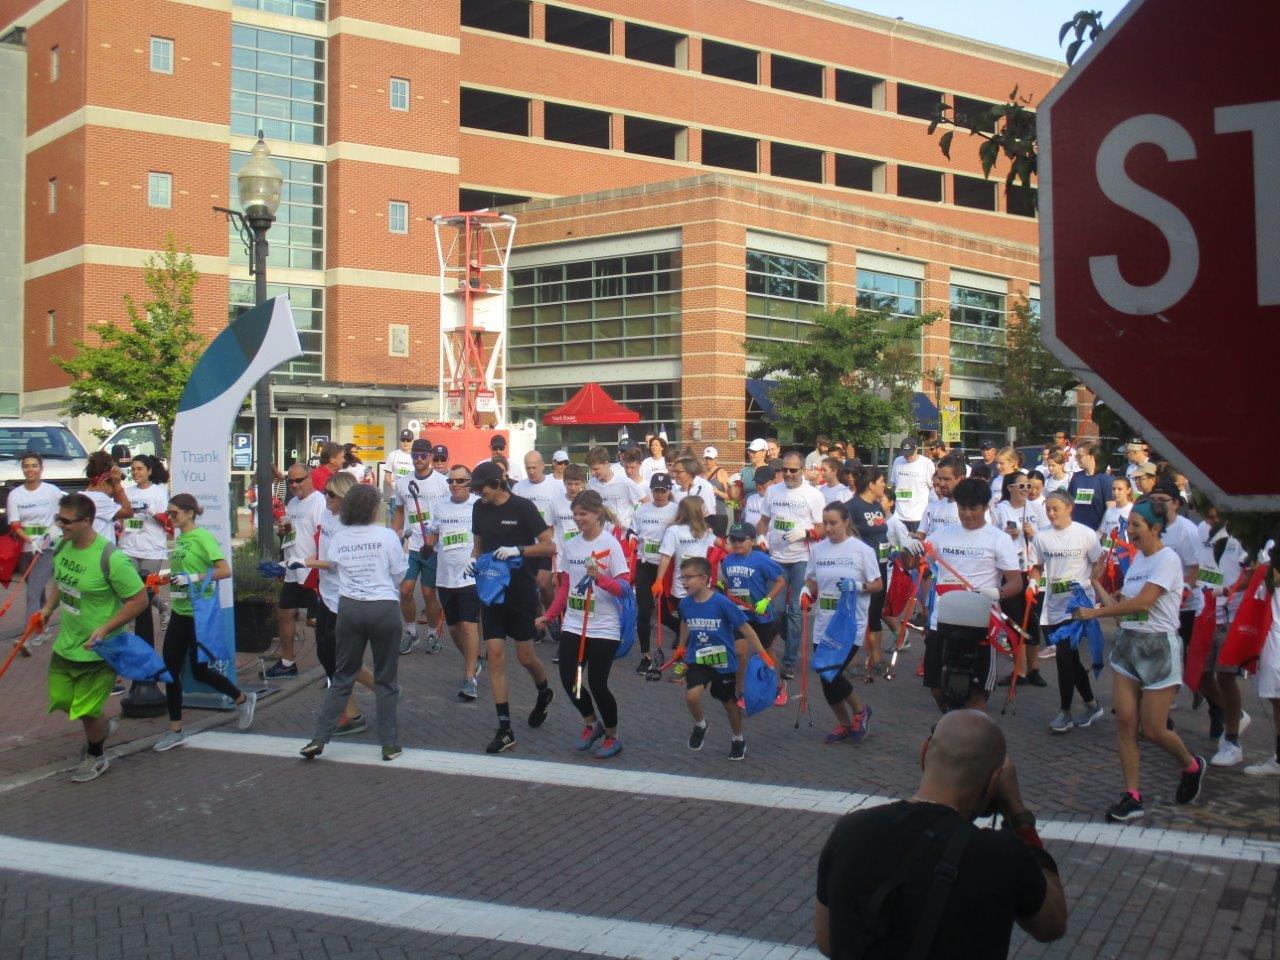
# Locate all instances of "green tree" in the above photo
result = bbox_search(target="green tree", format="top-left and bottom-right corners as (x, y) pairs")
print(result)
(751, 306), (940, 453)
(54, 235), (205, 444)
(984, 298), (1079, 443)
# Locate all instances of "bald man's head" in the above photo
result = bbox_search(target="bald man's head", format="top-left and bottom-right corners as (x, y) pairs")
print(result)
(918, 710), (1007, 816)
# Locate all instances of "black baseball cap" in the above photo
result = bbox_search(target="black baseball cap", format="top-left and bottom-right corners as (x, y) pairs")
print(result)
(399, 429), (414, 441)
(899, 438), (917, 453)
(470, 461), (504, 489)
(727, 522), (755, 541)
(410, 438), (432, 455)
(1152, 478), (1181, 501)
(650, 472), (673, 491)
(842, 458), (862, 475)
(431, 444), (449, 460)
(489, 434), (506, 451)
(980, 440), (997, 450)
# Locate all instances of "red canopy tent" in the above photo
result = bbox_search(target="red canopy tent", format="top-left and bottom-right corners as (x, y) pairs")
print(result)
(542, 382), (640, 426)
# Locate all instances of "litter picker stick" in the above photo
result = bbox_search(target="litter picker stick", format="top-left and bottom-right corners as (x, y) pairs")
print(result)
(405, 480), (432, 547)
(794, 596), (813, 729)
(0, 613), (43, 681)
(924, 543), (1030, 640)
(0, 546), (43, 621)
(885, 561), (926, 681)
(573, 579), (594, 700)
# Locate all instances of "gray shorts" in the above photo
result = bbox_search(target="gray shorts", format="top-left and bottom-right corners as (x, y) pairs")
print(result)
(1110, 627), (1182, 690)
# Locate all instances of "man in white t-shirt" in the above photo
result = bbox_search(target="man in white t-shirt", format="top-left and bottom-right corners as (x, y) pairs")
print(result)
(393, 439), (450, 654)
(757, 451), (826, 679)
(916, 457), (966, 538)
(1123, 440), (1154, 480)
(888, 438), (935, 532)
(425, 464), (483, 700)
(267, 462), (328, 679)
(1149, 479), (1203, 656)
(514, 451), (566, 608)
(383, 429), (415, 513)
(804, 435), (831, 470)
(585, 446), (648, 531)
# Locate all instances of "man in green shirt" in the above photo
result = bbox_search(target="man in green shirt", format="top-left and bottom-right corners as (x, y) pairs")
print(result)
(40, 493), (148, 783)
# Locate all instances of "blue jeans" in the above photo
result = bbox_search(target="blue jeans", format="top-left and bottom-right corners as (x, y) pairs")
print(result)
(779, 560), (808, 669)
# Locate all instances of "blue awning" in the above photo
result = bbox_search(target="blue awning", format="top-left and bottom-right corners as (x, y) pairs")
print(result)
(746, 379), (778, 420)
(912, 392), (940, 432)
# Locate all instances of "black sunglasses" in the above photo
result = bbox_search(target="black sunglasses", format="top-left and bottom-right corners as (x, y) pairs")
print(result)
(448, 477), (470, 485)
(287, 477), (305, 485)
(781, 467), (801, 474)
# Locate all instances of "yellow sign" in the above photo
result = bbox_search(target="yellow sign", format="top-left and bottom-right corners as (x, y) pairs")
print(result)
(352, 423), (385, 457)
(941, 406), (961, 444)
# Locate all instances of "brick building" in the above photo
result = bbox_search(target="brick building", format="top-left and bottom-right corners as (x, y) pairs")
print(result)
(0, 0), (1064, 467)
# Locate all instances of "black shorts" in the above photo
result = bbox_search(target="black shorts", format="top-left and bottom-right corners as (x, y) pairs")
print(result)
(279, 581), (317, 611)
(481, 580), (538, 642)
(686, 664), (737, 702)
(439, 585), (480, 627)
(526, 556), (552, 578)
(750, 618), (779, 649)
(922, 628), (995, 694)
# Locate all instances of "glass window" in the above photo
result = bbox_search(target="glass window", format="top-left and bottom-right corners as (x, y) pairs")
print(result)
(388, 201), (408, 235)
(855, 268), (924, 363)
(47, 178), (56, 214)
(150, 37), (174, 74)
(49, 46), (59, 82)
(389, 77), (409, 111)
(507, 250), (681, 368)
(956, 398), (1002, 453)
(232, 0), (325, 20)
(147, 172), (172, 209)
(230, 153), (324, 270)
(230, 26), (325, 145)
(508, 382), (681, 458)
(229, 281), (323, 378)
(46, 310), (55, 346)
(745, 249), (826, 354)
(949, 285), (1006, 381)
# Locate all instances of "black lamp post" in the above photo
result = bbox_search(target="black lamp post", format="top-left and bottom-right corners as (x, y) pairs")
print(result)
(930, 365), (945, 438)
(215, 132), (284, 556)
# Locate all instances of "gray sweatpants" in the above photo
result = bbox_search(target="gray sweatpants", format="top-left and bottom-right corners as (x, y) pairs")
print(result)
(18, 550), (53, 622)
(311, 598), (401, 746)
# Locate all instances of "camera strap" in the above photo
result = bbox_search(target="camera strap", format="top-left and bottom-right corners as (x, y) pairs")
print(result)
(904, 819), (976, 960)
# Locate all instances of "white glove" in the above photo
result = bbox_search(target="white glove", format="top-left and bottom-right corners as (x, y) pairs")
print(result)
(170, 573), (192, 588)
(783, 527), (809, 545)
(978, 586), (1001, 602)
(493, 545), (521, 561)
(903, 538), (926, 556)
(756, 535), (770, 551)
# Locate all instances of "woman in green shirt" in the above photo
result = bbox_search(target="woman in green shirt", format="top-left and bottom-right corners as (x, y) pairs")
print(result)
(153, 493), (256, 752)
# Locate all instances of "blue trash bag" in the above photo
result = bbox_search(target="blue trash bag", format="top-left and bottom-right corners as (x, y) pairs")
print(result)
(743, 653), (778, 716)
(93, 631), (173, 683)
(189, 571), (232, 665)
(614, 582), (637, 660)
(1046, 585), (1107, 677)
(257, 561), (286, 579)
(475, 553), (523, 606)
(813, 589), (860, 682)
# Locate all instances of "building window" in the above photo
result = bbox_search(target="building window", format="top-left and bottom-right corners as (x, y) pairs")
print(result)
(701, 39), (756, 83)
(770, 55), (822, 97)
(49, 46), (59, 82)
(745, 250), (825, 353)
(624, 23), (684, 68)
(953, 174), (996, 211)
(461, 0), (531, 37)
(46, 178), (57, 214)
(702, 130), (757, 172)
(544, 5), (611, 54)
(508, 251), (681, 367)
(544, 102), (611, 149)
(835, 70), (883, 109)
(856, 270), (922, 318)
(834, 154), (884, 192)
(1007, 185), (1037, 218)
(150, 37), (174, 74)
(460, 87), (530, 135)
(232, 0), (326, 19)
(459, 188), (530, 209)
(897, 166), (943, 202)
(388, 324), (410, 357)
(389, 77), (409, 111)
(770, 142), (823, 183)
(509, 382), (681, 457)
(47, 310), (55, 346)
(230, 281), (323, 377)
(956, 398), (1002, 453)
(147, 172), (172, 208)
(623, 116), (686, 160)
(896, 83), (942, 121)
(231, 26), (325, 145)
(388, 201), (409, 234)
(950, 285), (1006, 381)
(230, 152), (323, 269)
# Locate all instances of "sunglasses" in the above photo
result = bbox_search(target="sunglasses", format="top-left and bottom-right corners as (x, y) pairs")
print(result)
(781, 467), (801, 474)
(54, 515), (87, 526)
(412, 453), (431, 460)
(432, 455), (448, 462)
(324, 489), (340, 498)
(287, 477), (305, 485)
(448, 477), (470, 485)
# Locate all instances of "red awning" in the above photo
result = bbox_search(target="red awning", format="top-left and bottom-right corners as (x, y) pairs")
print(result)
(542, 382), (641, 426)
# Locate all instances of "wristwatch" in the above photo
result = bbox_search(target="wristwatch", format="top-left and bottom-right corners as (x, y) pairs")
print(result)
(1004, 809), (1036, 830)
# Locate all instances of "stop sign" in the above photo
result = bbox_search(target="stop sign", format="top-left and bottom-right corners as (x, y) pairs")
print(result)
(1039, 0), (1280, 509)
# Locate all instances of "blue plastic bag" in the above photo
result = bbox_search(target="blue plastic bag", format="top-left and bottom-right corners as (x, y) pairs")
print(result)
(93, 631), (173, 683)
(813, 590), (860, 682)
(475, 553), (523, 606)
(1046, 585), (1107, 677)
(189, 571), (232, 665)
(614, 582), (637, 660)
(743, 653), (777, 716)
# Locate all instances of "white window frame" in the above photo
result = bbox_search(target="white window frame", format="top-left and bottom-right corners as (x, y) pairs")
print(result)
(147, 172), (172, 209)
(49, 45), (59, 82)
(149, 37), (174, 74)
(47, 178), (56, 214)
(389, 77), (409, 112)
(388, 200), (409, 235)
(47, 310), (56, 346)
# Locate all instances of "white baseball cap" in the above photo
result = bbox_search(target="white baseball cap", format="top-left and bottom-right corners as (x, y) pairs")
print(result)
(702, 446), (719, 459)
(552, 449), (570, 463)
(747, 438), (768, 452)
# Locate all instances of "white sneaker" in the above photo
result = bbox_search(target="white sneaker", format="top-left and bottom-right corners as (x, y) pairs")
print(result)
(1039, 644), (1058, 660)
(1210, 739), (1243, 767)
(236, 691), (257, 730)
(71, 755), (109, 782)
(1238, 711), (1251, 736)
(1243, 756), (1280, 777)
(399, 630), (418, 655)
(153, 729), (187, 752)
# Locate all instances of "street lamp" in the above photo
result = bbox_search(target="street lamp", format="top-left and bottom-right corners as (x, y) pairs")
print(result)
(216, 132), (284, 556)
(930, 365), (945, 438)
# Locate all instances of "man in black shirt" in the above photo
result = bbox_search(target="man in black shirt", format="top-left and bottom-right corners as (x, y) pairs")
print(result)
(816, 710), (1066, 959)
(469, 461), (557, 754)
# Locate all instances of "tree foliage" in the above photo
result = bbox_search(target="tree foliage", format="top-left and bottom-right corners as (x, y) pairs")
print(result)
(54, 235), (205, 444)
(750, 306), (940, 452)
(984, 298), (1079, 443)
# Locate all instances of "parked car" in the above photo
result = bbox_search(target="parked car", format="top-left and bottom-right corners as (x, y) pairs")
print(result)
(101, 420), (165, 463)
(0, 418), (92, 524)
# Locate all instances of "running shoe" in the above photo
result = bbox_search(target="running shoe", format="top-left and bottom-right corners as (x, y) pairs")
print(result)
(111, 682), (125, 696)
(671, 662), (687, 680)
(774, 685), (789, 707)
(528, 687), (555, 727)
(153, 729), (186, 752)
(728, 739), (746, 761)
(486, 728), (516, 754)
(781, 666), (796, 681)
(1105, 793), (1144, 822)
(333, 713), (367, 736)
(688, 723), (707, 751)
(70, 755), (109, 783)
(1074, 703), (1105, 728)
(824, 725), (851, 744)
(1210, 739), (1243, 768)
(104, 717), (119, 742)
(1239, 710), (1252, 736)
(475, 657), (485, 679)
(14, 640), (31, 658)
(458, 677), (478, 701)
(422, 632), (443, 655)
(399, 631), (418, 655)
(1024, 670), (1047, 687)
(299, 739), (325, 759)
(595, 735), (622, 759)
(1049, 710), (1074, 733)
(634, 655), (652, 676)
(848, 706), (872, 744)
(236, 691), (257, 731)
(382, 744), (403, 762)
(576, 721), (605, 751)
(1039, 643), (1058, 660)
(645, 662), (663, 682)
(736, 695), (746, 710)
(264, 660), (298, 679)
(1244, 756), (1280, 777)
(914, 661), (925, 678)
(1175, 756), (1207, 804)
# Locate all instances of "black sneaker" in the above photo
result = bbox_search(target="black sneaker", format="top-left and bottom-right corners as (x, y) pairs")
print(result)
(728, 739), (746, 761)
(1025, 670), (1048, 688)
(781, 666), (796, 681)
(634, 655), (652, 676)
(1175, 756), (1207, 804)
(688, 724), (707, 751)
(1105, 792), (1144, 822)
(485, 728), (516, 754)
(528, 687), (555, 728)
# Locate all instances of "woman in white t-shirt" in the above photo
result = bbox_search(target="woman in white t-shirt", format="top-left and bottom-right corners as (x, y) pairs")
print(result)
(1042, 450), (1071, 495)
(83, 450), (134, 544)
(5, 451), (62, 643)
(1030, 490), (1105, 733)
(1074, 499), (1206, 823)
(640, 436), (668, 481)
(1243, 566), (1280, 776)
(632, 473), (679, 675)
(301, 484), (408, 762)
(656, 497), (719, 604)
(537, 490), (631, 760)
(340, 443), (372, 484)
(121, 455), (172, 645)
(991, 471), (1048, 687)
(1099, 476), (1135, 549)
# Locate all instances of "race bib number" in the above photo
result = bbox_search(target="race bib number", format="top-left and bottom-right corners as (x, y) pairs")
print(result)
(408, 510), (428, 525)
(1049, 579), (1074, 596)
(24, 524), (49, 538)
(643, 540), (660, 556)
(694, 643), (728, 667)
(896, 489), (912, 500)
(1120, 611), (1150, 623)
(441, 530), (470, 551)
(568, 594), (595, 614)
(59, 582), (81, 618)
(281, 529), (297, 547)
(1074, 489), (1094, 504)
(819, 595), (839, 611)
(877, 542), (890, 561)
(729, 588), (750, 601)
(124, 518), (145, 532)
(773, 518), (796, 532)
(562, 529), (579, 542)
(1101, 534), (1116, 549)
(395, 467), (411, 477)
(1197, 569), (1224, 586)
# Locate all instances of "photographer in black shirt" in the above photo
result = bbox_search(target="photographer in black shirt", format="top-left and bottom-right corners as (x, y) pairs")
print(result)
(816, 709), (1067, 959)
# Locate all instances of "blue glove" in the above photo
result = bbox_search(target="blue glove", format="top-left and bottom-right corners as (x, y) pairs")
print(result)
(286, 561), (306, 571)
(837, 578), (857, 593)
(257, 561), (286, 579)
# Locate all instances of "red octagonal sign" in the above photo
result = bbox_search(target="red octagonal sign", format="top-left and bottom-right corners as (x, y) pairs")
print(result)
(1040, 0), (1279, 509)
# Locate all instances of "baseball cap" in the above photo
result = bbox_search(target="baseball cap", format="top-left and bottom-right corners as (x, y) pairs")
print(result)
(410, 438), (432, 455)
(399, 429), (414, 441)
(754, 466), (776, 485)
(842, 458), (862, 475)
(747, 438), (768, 453)
(1152, 478), (1181, 500)
(980, 440), (996, 450)
(1125, 439), (1147, 451)
(727, 522), (755, 541)
(431, 444), (449, 460)
(1132, 462), (1158, 478)
(703, 446), (719, 460)
(650, 472), (674, 491)
(470, 461), (504, 489)
(899, 438), (918, 453)
(489, 434), (506, 451)
(552, 449), (570, 463)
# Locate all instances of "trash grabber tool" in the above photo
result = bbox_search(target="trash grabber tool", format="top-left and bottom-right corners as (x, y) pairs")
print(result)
(885, 559), (926, 681)
(646, 588), (666, 681)
(0, 546), (44, 621)
(924, 543), (1030, 640)
(794, 594), (814, 729)
(573, 578), (594, 700)
(0, 612), (43, 681)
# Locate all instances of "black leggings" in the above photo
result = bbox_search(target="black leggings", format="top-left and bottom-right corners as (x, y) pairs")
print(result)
(866, 561), (888, 631)
(635, 563), (679, 654)
(1048, 621), (1095, 710)
(556, 631), (619, 728)
(162, 613), (242, 722)
(820, 638), (862, 706)
(315, 604), (337, 679)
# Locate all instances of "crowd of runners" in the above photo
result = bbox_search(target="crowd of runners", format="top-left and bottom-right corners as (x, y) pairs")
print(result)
(10, 425), (1280, 825)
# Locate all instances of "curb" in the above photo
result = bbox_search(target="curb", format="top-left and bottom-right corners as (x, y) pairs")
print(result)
(0, 665), (326, 795)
